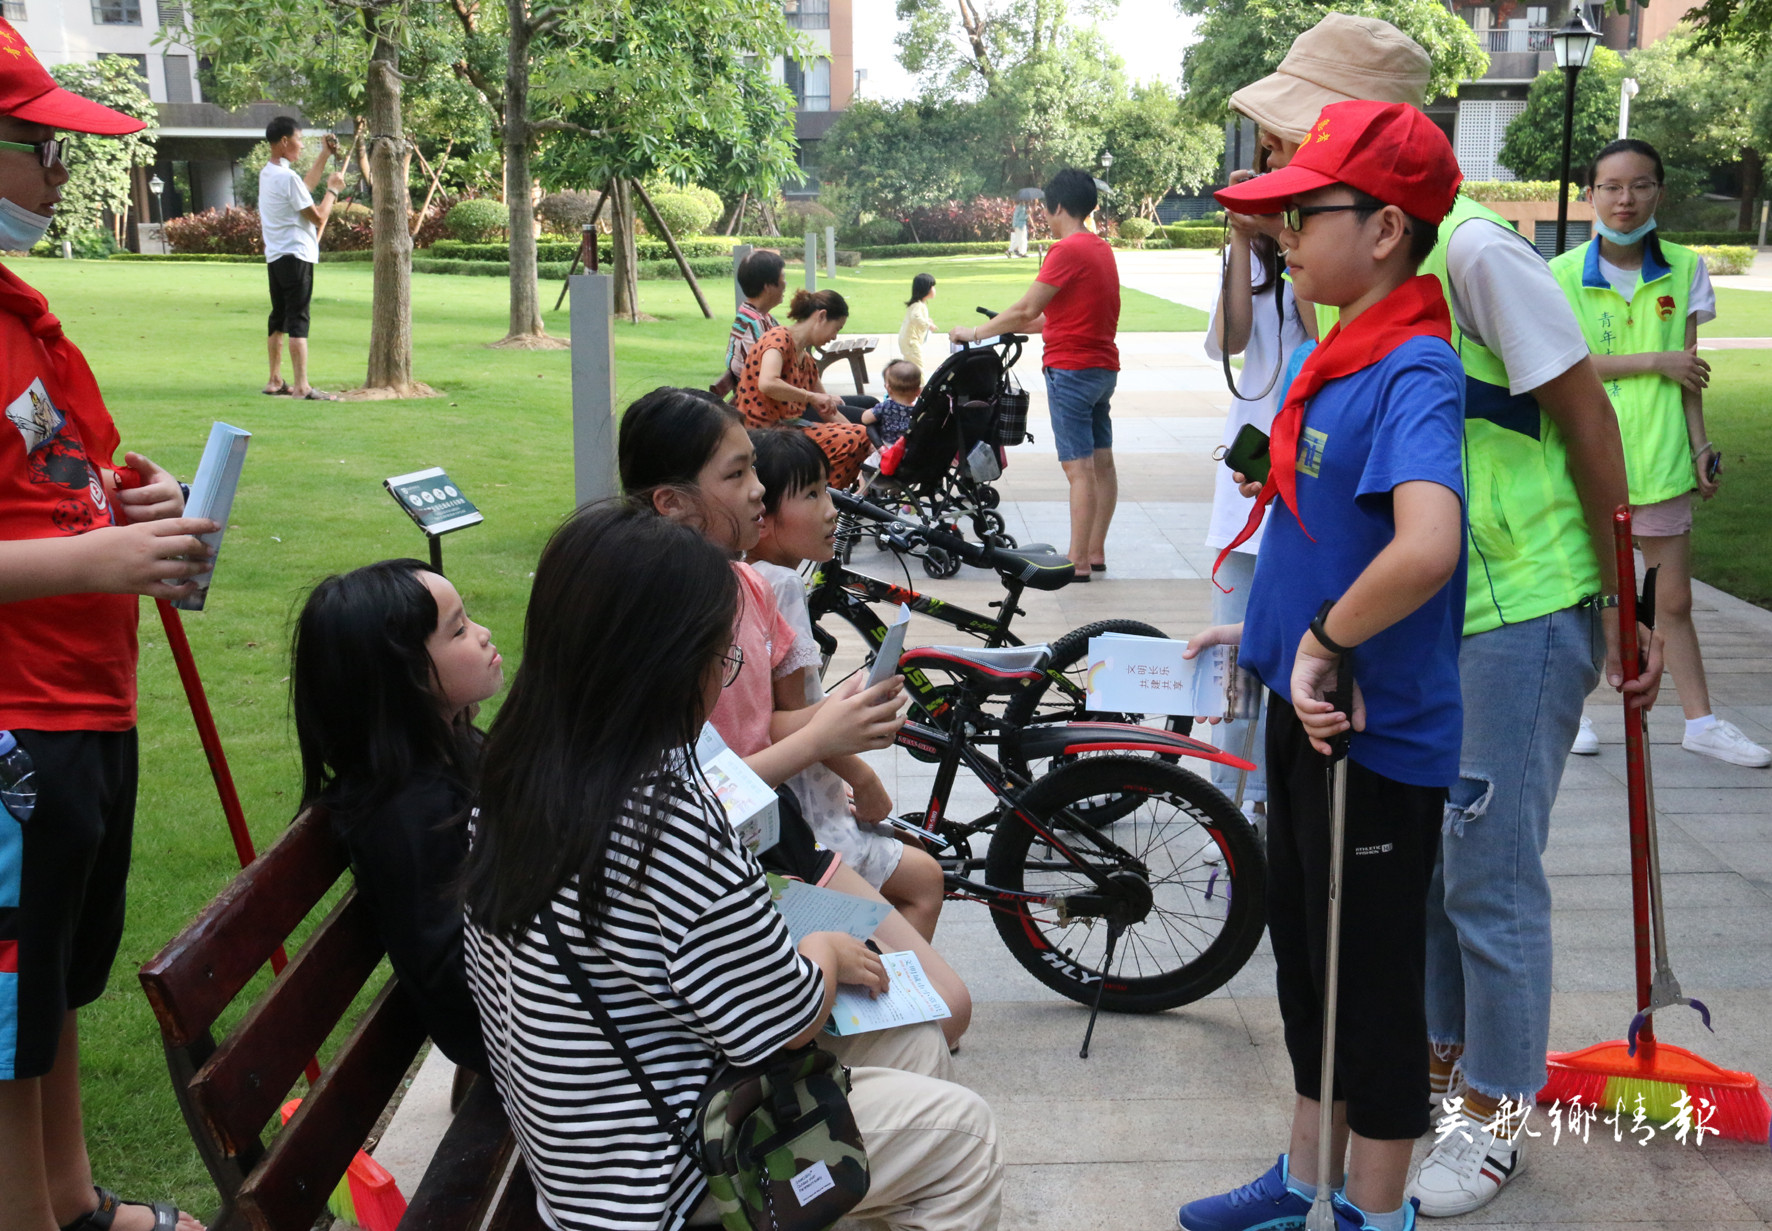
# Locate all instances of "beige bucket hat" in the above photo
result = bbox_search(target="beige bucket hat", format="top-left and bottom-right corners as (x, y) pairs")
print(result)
(1228, 13), (1431, 145)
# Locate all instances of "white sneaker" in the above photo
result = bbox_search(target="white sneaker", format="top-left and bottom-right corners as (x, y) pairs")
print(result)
(1407, 1114), (1526, 1217)
(1428, 1064), (1467, 1118)
(1682, 719), (1772, 768)
(1570, 715), (1599, 755)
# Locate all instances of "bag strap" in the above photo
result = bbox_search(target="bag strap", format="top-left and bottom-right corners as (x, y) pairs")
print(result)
(538, 905), (691, 1144)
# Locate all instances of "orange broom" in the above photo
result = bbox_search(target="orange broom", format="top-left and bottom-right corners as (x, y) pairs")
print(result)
(1537, 506), (1770, 1142)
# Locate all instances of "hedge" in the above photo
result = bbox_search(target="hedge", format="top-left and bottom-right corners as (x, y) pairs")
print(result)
(1460, 180), (1580, 202)
(429, 238), (733, 263)
(409, 255), (734, 280)
(111, 252), (261, 263)
(1167, 228), (1224, 250)
(851, 242), (1006, 259)
(1663, 231), (1760, 247)
(1690, 245), (1755, 276)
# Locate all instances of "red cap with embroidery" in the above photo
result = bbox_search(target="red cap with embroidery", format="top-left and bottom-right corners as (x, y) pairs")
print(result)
(1214, 99), (1461, 224)
(0, 17), (146, 135)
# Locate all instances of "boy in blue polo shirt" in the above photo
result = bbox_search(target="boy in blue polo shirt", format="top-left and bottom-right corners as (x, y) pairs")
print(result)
(1174, 101), (1468, 1231)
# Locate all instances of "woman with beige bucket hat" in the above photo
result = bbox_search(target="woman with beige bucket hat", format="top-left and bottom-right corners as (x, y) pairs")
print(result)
(1176, 12), (1663, 1228)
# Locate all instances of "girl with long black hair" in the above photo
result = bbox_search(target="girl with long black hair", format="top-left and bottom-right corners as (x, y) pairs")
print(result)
(460, 503), (1001, 1231)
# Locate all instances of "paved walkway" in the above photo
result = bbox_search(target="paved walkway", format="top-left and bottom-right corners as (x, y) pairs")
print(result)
(375, 251), (1772, 1230)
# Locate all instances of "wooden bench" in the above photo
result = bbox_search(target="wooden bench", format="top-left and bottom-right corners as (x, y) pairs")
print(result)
(138, 807), (545, 1231)
(816, 335), (877, 394)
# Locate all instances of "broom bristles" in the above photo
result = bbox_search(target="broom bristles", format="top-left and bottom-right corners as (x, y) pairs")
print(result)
(1538, 1040), (1770, 1144)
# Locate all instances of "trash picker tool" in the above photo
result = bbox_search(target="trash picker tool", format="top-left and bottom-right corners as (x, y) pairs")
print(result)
(1537, 507), (1768, 1142)
(1305, 621), (1355, 1231)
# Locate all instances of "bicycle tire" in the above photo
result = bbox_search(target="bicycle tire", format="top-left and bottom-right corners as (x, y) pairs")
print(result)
(999, 619), (1189, 781)
(984, 756), (1264, 1013)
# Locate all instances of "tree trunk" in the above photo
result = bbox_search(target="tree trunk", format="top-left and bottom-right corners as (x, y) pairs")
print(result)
(609, 177), (640, 322)
(363, 22), (424, 396)
(634, 180), (712, 319)
(1737, 146), (1764, 234)
(494, 0), (560, 348)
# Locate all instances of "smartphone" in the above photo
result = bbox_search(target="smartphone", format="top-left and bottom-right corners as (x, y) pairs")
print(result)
(1707, 450), (1723, 481)
(1224, 422), (1271, 485)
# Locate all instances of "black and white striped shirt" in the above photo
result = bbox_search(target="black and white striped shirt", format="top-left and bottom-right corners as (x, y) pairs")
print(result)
(465, 774), (826, 1231)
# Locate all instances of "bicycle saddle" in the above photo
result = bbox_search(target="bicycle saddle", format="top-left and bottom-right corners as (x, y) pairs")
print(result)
(898, 645), (1051, 694)
(988, 545), (1075, 592)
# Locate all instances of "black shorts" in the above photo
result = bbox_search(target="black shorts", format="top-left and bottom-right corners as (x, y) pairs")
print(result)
(267, 254), (315, 338)
(1265, 695), (1444, 1140)
(0, 729), (138, 1080)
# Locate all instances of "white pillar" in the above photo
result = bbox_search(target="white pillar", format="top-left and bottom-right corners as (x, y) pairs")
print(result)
(570, 273), (619, 508)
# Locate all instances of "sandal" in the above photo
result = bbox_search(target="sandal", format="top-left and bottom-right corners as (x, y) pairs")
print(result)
(295, 388), (341, 401)
(60, 1187), (185, 1231)
(261, 381), (291, 396)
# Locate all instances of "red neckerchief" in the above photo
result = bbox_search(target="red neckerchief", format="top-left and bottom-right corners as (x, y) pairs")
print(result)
(0, 262), (121, 466)
(1212, 273), (1452, 591)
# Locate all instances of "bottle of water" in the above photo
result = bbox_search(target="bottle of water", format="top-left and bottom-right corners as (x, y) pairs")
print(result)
(0, 730), (35, 823)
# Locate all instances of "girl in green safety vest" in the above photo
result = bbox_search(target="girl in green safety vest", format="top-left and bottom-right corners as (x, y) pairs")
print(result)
(1549, 139), (1767, 768)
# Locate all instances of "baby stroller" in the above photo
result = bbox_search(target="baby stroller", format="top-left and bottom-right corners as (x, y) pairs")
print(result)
(856, 312), (1033, 577)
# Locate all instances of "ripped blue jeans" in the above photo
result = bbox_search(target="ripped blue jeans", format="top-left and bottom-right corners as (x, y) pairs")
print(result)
(1424, 605), (1603, 1101)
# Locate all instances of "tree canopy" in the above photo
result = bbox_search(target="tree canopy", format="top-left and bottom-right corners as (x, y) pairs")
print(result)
(1176, 0), (1487, 123)
(1497, 45), (1624, 183)
(45, 59), (158, 243)
(895, 0), (1120, 99)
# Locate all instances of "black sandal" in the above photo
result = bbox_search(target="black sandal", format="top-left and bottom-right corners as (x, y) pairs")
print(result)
(61, 1187), (183, 1231)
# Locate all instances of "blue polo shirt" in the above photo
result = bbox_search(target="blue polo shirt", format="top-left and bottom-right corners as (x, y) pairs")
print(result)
(1242, 334), (1469, 788)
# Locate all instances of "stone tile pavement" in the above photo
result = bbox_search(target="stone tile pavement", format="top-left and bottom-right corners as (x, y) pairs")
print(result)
(375, 251), (1772, 1229)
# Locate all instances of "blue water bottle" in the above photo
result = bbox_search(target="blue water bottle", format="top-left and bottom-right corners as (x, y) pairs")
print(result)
(0, 730), (35, 822)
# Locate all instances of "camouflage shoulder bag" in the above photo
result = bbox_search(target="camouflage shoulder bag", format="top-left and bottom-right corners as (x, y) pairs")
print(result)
(540, 907), (870, 1231)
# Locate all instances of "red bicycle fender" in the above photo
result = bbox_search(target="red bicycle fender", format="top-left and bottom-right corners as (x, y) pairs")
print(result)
(1015, 720), (1256, 772)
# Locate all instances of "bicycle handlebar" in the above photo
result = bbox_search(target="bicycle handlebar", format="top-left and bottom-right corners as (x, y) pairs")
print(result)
(831, 489), (997, 570)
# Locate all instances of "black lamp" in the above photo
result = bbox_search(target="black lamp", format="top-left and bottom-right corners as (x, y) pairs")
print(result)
(1551, 7), (1601, 255)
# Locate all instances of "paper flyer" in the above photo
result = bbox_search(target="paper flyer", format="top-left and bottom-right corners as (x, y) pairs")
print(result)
(826, 950), (953, 1036)
(700, 748), (779, 855)
(866, 604), (912, 688)
(766, 874), (890, 945)
(171, 421), (251, 612)
(1084, 633), (1235, 718)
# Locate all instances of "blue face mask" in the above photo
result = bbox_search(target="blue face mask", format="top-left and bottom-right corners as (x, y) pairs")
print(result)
(1594, 214), (1657, 246)
(0, 197), (52, 251)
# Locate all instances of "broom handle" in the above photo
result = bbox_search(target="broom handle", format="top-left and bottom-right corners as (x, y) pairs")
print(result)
(1612, 509), (1655, 1042)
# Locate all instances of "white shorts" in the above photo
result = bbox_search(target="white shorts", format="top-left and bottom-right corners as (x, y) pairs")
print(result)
(1632, 492), (1692, 538)
(788, 764), (906, 889)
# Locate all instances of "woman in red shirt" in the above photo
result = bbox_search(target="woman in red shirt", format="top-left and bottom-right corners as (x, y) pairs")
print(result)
(736, 288), (873, 489)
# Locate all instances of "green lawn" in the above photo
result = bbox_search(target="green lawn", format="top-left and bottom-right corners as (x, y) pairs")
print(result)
(1704, 287), (1772, 338)
(1692, 349), (1772, 608)
(11, 253), (1200, 1219)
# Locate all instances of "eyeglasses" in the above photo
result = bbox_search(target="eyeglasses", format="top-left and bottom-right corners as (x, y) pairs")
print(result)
(719, 645), (745, 688)
(1592, 180), (1659, 198)
(0, 138), (63, 169)
(1281, 203), (1373, 234)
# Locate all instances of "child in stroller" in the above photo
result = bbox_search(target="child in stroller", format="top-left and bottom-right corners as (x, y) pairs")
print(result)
(859, 320), (1032, 572)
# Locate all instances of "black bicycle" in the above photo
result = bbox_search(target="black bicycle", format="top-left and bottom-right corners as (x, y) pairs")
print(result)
(884, 642), (1264, 1049)
(812, 489), (1191, 784)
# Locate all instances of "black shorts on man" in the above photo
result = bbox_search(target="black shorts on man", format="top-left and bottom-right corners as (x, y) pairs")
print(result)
(267, 254), (314, 338)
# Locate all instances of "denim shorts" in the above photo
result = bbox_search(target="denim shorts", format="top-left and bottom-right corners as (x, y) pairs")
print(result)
(1043, 366), (1116, 462)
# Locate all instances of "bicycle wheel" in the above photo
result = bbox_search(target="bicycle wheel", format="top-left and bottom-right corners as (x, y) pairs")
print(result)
(999, 619), (1191, 781)
(985, 756), (1264, 1013)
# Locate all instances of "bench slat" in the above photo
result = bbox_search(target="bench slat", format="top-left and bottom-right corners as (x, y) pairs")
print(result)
(140, 808), (347, 1049)
(232, 979), (427, 1231)
(398, 1074), (521, 1231)
(190, 889), (385, 1156)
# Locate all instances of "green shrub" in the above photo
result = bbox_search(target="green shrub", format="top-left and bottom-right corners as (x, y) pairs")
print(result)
(428, 238), (732, 263)
(31, 228), (117, 258)
(110, 252), (262, 263)
(645, 192), (715, 239)
(684, 185), (723, 226)
(537, 190), (602, 236)
(845, 217), (905, 247)
(850, 241), (1005, 259)
(1118, 217), (1154, 247)
(1663, 231), (1759, 247)
(1690, 245), (1755, 276)
(236, 141), (272, 207)
(1459, 180), (1580, 202)
(407, 254), (733, 280)
(1167, 228), (1224, 250)
(444, 199), (508, 242)
(781, 200), (838, 236)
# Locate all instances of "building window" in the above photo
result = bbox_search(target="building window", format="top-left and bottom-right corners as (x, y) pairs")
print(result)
(784, 0), (829, 30)
(786, 140), (820, 197)
(163, 52), (191, 103)
(156, 0), (185, 28)
(101, 52), (149, 84)
(92, 0), (142, 24)
(785, 56), (831, 112)
(2, 1), (26, 20)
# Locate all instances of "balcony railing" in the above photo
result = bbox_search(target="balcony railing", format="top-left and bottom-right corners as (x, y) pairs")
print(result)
(1480, 25), (1553, 52)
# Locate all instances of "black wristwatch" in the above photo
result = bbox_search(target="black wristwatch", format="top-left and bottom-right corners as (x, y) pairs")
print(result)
(1309, 599), (1355, 657)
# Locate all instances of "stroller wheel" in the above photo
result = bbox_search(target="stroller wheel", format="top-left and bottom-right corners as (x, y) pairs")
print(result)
(978, 485), (1001, 509)
(922, 547), (962, 580)
(972, 508), (1011, 548)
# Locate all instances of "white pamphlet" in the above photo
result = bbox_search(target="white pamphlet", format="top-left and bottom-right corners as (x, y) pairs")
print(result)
(767, 874), (890, 945)
(825, 950), (953, 1036)
(172, 421), (250, 612)
(865, 604), (912, 688)
(700, 748), (779, 855)
(1084, 633), (1244, 718)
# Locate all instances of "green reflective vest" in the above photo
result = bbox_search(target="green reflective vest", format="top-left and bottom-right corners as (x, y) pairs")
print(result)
(1548, 237), (1695, 507)
(1315, 196), (1599, 635)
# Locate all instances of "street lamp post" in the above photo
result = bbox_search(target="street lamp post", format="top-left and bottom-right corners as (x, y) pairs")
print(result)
(1552, 7), (1601, 255)
(148, 173), (164, 225)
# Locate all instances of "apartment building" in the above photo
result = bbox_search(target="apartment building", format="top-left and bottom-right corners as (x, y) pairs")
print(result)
(780, 0), (855, 197)
(9, 0), (308, 241)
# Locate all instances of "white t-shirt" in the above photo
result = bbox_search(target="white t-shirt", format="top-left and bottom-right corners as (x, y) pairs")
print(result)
(1203, 264), (1309, 553)
(1443, 219), (1592, 395)
(1596, 248), (1717, 325)
(259, 159), (320, 264)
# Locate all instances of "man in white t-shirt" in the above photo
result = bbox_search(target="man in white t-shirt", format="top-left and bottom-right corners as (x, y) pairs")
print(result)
(259, 115), (344, 400)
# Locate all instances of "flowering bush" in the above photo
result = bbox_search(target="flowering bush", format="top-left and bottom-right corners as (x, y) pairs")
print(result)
(899, 198), (1043, 243)
(165, 206), (264, 255)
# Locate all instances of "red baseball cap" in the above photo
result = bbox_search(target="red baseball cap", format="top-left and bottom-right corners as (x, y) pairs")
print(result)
(1215, 99), (1461, 224)
(0, 18), (147, 135)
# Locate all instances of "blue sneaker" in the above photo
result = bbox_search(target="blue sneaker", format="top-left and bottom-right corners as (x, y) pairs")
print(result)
(1331, 1192), (1419, 1231)
(1176, 1154), (1313, 1231)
